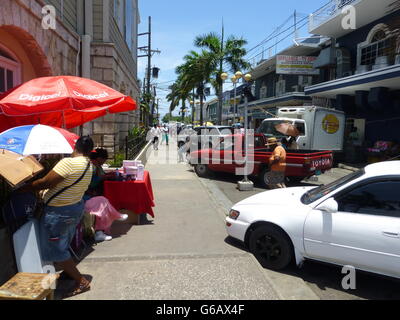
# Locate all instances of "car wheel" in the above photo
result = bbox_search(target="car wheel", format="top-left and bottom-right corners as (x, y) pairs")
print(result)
(194, 164), (210, 177)
(249, 225), (294, 270)
(259, 168), (270, 189)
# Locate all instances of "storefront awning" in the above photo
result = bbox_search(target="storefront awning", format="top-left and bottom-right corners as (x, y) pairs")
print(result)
(305, 64), (400, 98)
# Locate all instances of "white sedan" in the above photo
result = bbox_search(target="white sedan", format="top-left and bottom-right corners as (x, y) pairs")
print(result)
(226, 161), (400, 279)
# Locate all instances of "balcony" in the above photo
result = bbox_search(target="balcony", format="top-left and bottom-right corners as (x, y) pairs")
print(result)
(309, 0), (397, 38)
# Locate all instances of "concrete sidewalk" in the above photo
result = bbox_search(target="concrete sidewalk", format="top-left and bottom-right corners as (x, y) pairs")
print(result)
(65, 138), (296, 300)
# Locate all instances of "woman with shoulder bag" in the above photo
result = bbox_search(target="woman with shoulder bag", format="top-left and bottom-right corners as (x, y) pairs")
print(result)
(21, 136), (94, 297)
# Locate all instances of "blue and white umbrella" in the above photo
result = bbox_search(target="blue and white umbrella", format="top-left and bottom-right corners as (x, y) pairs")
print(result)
(0, 124), (79, 155)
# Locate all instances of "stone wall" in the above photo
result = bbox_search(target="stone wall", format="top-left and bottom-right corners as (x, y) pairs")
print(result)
(88, 42), (140, 157)
(0, 0), (80, 78)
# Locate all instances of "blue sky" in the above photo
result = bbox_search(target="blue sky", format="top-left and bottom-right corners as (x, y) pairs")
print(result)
(138, 0), (328, 118)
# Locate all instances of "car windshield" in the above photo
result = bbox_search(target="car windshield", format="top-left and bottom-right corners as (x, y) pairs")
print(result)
(301, 169), (365, 205)
(257, 120), (292, 138)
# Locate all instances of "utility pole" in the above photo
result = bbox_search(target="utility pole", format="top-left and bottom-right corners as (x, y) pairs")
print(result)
(138, 16), (161, 126)
(218, 20), (224, 125)
(147, 17), (152, 98)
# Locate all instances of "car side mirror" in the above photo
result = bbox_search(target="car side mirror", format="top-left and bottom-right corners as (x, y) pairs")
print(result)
(316, 198), (338, 213)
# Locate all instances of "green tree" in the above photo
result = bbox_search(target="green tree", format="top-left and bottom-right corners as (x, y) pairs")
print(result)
(173, 50), (214, 125)
(140, 93), (153, 126)
(194, 31), (250, 124)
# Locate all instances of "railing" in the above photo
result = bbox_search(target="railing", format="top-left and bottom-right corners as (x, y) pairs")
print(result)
(125, 130), (148, 161)
(309, 0), (358, 31)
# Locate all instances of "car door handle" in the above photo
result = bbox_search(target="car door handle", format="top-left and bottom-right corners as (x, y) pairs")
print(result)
(382, 231), (400, 238)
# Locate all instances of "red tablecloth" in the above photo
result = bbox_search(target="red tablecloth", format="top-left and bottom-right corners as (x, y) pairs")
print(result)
(104, 171), (155, 217)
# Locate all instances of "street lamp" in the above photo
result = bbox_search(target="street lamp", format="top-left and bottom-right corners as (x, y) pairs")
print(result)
(219, 71), (253, 190)
(238, 73), (253, 191)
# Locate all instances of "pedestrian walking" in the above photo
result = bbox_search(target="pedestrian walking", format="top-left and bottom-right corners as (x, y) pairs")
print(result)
(150, 124), (161, 150)
(161, 124), (169, 146)
(265, 137), (287, 189)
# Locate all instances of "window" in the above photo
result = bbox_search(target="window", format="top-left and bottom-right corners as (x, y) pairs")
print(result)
(360, 37), (396, 66)
(125, 0), (133, 50)
(301, 170), (364, 205)
(294, 121), (305, 136)
(217, 139), (234, 150)
(0, 46), (20, 93)
(114, 0), (125, 35)
(336, 181), (400, 217)
(359, 25), (396, 67)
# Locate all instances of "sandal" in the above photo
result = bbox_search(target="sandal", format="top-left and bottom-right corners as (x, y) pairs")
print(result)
(64, 277), (91, 298)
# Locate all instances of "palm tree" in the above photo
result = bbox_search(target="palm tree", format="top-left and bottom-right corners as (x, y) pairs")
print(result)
(139, 93), (152, 126)
(194, 31), (250, 124)
(171, 50), (214, 125)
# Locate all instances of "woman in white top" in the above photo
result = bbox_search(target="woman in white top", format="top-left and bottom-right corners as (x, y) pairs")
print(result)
(150, 124), (162, 150)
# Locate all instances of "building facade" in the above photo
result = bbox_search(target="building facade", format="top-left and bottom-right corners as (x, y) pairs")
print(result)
(305, 0), (400, 156)
(205, 98), (218, 124)
(0, 0), (141, 157)
(236, 40), (324, 129)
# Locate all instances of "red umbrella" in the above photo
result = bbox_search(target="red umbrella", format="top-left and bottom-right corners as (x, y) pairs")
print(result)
(0, 76), (136, 131)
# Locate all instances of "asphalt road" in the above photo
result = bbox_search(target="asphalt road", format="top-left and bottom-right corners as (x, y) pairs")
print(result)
(200, 168), (400, 300)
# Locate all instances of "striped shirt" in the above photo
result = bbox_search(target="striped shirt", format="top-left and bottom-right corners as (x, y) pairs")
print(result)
(43, 156), (93, 207)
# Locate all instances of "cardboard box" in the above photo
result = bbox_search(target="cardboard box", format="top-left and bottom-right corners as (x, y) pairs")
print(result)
(0, 150), (43, 188)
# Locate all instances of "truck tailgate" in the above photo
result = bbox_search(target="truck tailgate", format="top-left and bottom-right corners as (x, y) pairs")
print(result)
(307, 151), (333, 171)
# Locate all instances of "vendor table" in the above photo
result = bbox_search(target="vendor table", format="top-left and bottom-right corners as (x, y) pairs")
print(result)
(104, 171), (155, 218)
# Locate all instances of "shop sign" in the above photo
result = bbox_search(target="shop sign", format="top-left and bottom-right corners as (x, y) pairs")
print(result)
(276, 55), (320, 75)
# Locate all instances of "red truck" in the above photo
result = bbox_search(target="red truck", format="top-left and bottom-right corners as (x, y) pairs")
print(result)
(189, 133), (333, 187)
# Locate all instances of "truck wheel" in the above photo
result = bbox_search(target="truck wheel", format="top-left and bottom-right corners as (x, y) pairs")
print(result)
(259, 168), (270, 189)
(194, 164), (211, 177)
(249, 225), (294, 270)
(286, 176), (305, 184)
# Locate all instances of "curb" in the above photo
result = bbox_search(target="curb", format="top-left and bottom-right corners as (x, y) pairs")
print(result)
(337, 163), (362, 172)
(135, 140), (153, 166)
(196, 172), (320, 300)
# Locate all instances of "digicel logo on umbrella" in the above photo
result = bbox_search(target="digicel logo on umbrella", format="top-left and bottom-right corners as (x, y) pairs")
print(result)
(18, 92), (62, 102)
(72, 90), (110, 100)
(17, 90), (110, 102)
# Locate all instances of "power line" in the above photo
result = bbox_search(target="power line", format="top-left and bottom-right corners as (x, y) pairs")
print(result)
(244, 1), (331, 60)
(246, 19), (309, 64)
(246, 14), (309, 55)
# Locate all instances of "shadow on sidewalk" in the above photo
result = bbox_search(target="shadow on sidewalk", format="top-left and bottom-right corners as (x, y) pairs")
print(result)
(225, 235), (400, 300)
